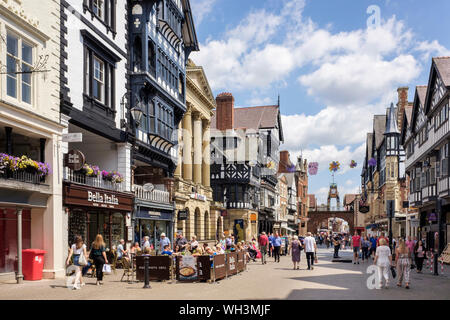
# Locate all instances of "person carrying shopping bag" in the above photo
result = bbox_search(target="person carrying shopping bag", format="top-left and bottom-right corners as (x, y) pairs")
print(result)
(90, 234), (109, 286)
(373, 238), (392, 289)
(66, 235), (88, 290)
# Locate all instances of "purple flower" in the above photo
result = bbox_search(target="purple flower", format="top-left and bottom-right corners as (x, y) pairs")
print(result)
(368, 158), (377, 167)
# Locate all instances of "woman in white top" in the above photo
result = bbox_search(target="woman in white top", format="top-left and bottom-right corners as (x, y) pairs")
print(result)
(66, 235), (88, 289)
(373, 238), (392, 289)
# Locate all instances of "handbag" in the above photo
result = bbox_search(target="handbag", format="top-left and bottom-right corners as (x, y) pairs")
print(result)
(390, 266), (397, 278)
(102, 264), (112, 275)
(78, 253), (87, 266)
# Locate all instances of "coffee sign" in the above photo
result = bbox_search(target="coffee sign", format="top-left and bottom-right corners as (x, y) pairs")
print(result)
(64, 150), (85, 171)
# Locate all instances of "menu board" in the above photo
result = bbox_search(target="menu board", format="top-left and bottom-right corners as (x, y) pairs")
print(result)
(176, 255), (198, 282)
(213, 254), (226, 281)
(136, 256), (172, 281)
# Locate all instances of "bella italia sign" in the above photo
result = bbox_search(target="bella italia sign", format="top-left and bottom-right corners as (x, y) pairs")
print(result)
(88, 191), (119, 206)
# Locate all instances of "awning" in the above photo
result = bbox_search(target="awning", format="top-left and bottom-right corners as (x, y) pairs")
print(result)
(0, 188), (49, 208)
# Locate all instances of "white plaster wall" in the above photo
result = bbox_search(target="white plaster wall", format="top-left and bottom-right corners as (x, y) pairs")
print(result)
(65, 0), (128, 128)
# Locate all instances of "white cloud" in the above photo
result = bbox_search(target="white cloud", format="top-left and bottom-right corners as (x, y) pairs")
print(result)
(191, 0), (218, 25)
(416, 40), (450, 61)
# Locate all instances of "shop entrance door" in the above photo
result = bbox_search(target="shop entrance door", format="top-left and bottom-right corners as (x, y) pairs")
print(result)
(138, 219), (170, 252)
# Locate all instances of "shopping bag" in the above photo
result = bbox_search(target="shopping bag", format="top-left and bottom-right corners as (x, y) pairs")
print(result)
(78, 253), (87, 266)
(102, 264), (112, 275)
(390, 266), (396, 278)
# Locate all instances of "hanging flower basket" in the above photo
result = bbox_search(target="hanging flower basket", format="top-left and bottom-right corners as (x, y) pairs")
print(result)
(0, 153), (51, 177)
(368, 158), (377, 167)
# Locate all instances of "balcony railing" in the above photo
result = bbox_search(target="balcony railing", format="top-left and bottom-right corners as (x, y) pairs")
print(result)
(64, 167), (124, 192)
(0, 170), (46, 185)
(134, 185), (170, 203)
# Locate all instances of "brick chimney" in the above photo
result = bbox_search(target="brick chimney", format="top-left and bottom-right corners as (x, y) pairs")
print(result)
(216, 92), (234, 130)
(279, 150), (290, 173)
(397, 87), (409, 131)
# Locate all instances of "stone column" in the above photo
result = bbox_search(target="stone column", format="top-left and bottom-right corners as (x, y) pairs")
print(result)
(174, 121), (182, 178)
(202, 120), (211, 187)
(182, 106), (193, 181)
(193, 112), (203, 185)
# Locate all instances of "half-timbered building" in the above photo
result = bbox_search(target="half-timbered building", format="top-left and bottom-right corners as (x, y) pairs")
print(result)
(128, 0), (198, 250)
(402, 57), (450, 250)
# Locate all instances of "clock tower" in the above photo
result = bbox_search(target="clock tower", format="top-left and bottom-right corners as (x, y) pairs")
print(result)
(327, 183), (340, 210)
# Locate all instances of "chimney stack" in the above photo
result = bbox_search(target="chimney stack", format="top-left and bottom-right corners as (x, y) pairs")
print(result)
(279, 151), (290, 173)
(216, 92), (234, 131)
(397, 87), (409, 131)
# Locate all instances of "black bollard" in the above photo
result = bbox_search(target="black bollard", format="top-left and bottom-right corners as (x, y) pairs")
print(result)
(143, 256), (151, 288)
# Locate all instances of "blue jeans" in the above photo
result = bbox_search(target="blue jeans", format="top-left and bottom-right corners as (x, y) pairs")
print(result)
(73, 254), (91, 276)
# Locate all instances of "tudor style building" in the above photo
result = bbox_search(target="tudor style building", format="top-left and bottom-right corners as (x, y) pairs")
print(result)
(128, 0), (198, 249)
(210, 93), (284, 241)
(402, 57), (450, 251)
(361, 89), (410, 238)
(61, 0), (134, 251)
(0, 0), (64, 281)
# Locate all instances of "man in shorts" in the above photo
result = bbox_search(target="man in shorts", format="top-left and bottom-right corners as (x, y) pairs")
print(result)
(352, 231), (361, 264)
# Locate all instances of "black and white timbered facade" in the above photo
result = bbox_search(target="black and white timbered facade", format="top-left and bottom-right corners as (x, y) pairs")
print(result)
(402, 57), (450, 250)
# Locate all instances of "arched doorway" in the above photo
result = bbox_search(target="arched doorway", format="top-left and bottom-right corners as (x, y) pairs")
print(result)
(204, 211), (209, 240)
(194, 208), (201, 239)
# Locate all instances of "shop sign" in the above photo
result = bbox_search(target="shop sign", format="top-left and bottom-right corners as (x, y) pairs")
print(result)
(213, 254), (226, 281)
(178, 210), (188, 220)
(148, 211), (161, 217)
(359, 206), (370, 214)
(410, 219), (420, 228)
(427, 212), (437, 222)
(250, 213), (257, 223)
(176, 255), (198, 282)
(190, 193), (207, 201)
(63, 184), (133, 211)
(64, 149), (85, 171)
(62, 133), (83, 143)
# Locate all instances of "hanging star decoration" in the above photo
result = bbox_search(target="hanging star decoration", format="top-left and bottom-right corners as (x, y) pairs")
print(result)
(350, 160), (357, 168)
(329, 161), (340, 172)
(368, 158), (377, 167)
(308, 162), (318, 175)
(266, 161), (275, 170)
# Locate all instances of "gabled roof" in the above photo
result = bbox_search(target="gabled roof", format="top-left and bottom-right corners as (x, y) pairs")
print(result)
(344, 194), (357, 205)
(410, 86), (427, 134)
(374, 115), (387, 149)
(424, 57), (450, 115)
(400, 104), (413, 145)
(211, 105), (283, 141)
(433, 57), (450, 87)
(186, 60), (216, 112)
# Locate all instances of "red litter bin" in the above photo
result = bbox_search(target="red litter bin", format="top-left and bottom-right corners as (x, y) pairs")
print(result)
(22, 249), (46, 281)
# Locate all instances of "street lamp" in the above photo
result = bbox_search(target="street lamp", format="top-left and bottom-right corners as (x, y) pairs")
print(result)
(131, 99), (144, 127)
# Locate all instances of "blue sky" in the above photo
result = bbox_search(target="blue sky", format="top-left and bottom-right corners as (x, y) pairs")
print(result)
(190, 0), (450, 204)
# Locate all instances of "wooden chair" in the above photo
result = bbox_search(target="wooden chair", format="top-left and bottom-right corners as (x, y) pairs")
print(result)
(120, 257), (133, 282)
(110, 250), (118, 274)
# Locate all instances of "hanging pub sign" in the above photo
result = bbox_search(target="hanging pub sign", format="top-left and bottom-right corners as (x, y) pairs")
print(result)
(178, 210), (188, 221)
(427, 212), (437, 222)
(64, 149), (85, 171)
(359, 206), (370, 214)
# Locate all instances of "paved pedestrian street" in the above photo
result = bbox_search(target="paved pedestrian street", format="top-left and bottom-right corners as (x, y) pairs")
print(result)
(1, 248), (449, 300)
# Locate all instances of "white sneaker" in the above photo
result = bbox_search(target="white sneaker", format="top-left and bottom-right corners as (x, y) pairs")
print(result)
(73, 285), (81, 290)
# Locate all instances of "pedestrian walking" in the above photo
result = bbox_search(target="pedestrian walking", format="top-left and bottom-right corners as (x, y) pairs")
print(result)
(273, 232), (282, 263)
(414, 240), (426, 273)
(268, 233), (274, 257)
(395, 239), (411, 289)
(90, 234), (109, 286)
(361, 236), (370, 262)
(352, 231), (361, 264)
(405, 236), (416, 267)
(304, 232), (317, 270)
(258, 232), (269, 264)
(369, 235), (377, 259)
(66, 235), (88, 290)
(289, 235), (303, 270)
(284, 235), (289, 256)
(333, 235), (341, 258)
(373, 238), (392, 289)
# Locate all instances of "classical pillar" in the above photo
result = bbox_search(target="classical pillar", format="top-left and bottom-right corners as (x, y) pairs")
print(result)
(202, 119), (211, 187)
(193, 112), (203, 185)
(174, 121), (182, 178)
(182, 107), (193, 181)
